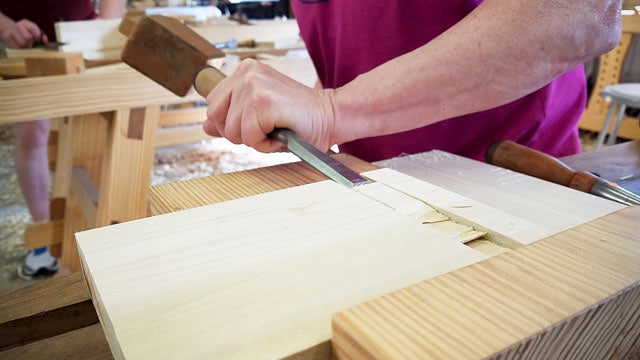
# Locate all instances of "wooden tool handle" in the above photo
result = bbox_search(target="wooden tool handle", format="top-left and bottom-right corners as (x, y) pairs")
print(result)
(486, 140), (599, 193)
(193, 66), (227, 97)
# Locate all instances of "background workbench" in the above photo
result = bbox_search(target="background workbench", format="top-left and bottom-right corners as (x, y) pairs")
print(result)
(1, 141), (638, 359)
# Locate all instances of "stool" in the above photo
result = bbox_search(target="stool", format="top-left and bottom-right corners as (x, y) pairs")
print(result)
(595, 83), (640, 149)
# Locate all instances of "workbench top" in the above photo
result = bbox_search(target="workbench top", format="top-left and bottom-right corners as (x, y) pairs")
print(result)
(1, 142), (638, 359)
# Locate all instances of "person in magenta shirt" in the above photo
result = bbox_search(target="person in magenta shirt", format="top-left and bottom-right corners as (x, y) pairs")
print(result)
(207, 1), (620, 162)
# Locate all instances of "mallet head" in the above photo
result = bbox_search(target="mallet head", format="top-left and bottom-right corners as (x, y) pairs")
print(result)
(121, 15), (224, 96)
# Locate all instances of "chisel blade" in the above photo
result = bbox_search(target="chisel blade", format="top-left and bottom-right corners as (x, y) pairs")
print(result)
(270, 129), (371, 188)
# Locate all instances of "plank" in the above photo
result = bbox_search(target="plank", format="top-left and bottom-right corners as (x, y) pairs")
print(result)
(158, 107), (206, 127)
(78, 169), (500, 360)
(55, 19), (126, 60)
(155, 123), (212, 147)
(376, 150), (624, 237)
(0, 272), (97, 350)
(332, 206), (640, 359)
(0, 324), (111, 360)
(363, 168), (550, 247)
(54, 17), (299, 60)
(0, 58), (316, 124)
(23, 219), (63, 249)
(149, 153), (376, 215)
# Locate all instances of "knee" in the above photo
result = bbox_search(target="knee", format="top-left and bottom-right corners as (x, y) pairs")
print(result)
(16, 120), (50, 150)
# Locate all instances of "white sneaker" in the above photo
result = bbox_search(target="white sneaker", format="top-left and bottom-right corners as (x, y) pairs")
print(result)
(18, 249), (59, 279)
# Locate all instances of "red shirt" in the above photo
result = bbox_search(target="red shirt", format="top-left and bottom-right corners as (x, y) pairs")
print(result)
(0, 0), (96, 41)
(291, 0), (585, 162)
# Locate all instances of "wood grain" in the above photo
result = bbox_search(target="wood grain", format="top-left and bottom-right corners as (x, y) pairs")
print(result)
(79, 169), (497, 360)
(332, 206), (640, 359)
(0, 324), (111, 360)
(149, 153), (376, 215)
(0, 272), (97, 350)
(376, 150), (624, 237)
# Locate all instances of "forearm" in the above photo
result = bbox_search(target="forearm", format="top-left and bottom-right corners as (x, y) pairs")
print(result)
(331, 0), (621, 145)
(98, 0), (127, 19)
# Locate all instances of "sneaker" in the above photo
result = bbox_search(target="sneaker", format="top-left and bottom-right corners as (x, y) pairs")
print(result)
(17, 247), (59, 280)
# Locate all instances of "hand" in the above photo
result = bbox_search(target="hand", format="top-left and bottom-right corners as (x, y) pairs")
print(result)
(204, 59), (337, 153)
(0, 19), (46, 48)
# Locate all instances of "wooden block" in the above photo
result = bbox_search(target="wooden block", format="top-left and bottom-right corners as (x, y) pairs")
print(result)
(0, 272), (97, 351)
(78, 169), (562, 359)
(331, 206), (640, 359)
(0, 58), (26, 78)
(155, 123), (212, 147)
(0, 324), (111, 360)
(24, 52), (85, 77)
(158, 107), (206, 127)
(23, 219), (63, 249)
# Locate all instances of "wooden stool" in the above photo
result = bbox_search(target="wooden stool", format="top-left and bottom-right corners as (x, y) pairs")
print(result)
(595, 83), (640, 148)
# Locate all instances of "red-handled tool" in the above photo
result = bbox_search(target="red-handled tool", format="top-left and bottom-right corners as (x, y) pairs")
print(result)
(486, 140), (640, 206)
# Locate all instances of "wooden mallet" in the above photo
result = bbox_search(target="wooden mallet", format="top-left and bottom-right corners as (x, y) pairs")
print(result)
(121, 15), (226, 97)
(121, 15), (370, 187)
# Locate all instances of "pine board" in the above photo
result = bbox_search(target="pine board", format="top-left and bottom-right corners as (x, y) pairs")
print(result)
(332, 206), (640, 359)
(77, 168), (540, 360)
(377, 150), (624, 237)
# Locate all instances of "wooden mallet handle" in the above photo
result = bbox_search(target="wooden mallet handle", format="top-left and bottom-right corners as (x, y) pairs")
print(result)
(193, 66), (227, 97)
(486, 140), (599, 193)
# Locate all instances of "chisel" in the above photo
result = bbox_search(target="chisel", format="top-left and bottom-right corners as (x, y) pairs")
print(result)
(121, 15), (370, 188)
(486, 140), (640, 206)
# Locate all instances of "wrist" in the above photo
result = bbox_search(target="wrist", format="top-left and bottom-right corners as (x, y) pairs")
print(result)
(327, 82), (372, 146)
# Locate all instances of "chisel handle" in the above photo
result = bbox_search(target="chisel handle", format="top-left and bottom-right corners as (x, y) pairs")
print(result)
(486, 140), (599, 193)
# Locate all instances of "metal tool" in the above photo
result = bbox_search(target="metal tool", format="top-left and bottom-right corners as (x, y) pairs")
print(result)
(270, 129), (370, 188)
(122, 15), (369, 188)
(31, 41), (67, 50)
(486, 140), (640, 206)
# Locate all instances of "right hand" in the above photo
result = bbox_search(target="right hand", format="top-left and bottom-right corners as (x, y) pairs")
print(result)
(0, 19), (46, 48)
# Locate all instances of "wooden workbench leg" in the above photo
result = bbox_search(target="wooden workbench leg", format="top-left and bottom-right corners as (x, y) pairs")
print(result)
(60, 114), (108, 271)
(60, 107), (159, 271)
(96, 106), (159, 226)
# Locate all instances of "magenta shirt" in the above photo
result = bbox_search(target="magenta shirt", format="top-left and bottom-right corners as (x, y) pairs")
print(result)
(291, 0), (585, 162)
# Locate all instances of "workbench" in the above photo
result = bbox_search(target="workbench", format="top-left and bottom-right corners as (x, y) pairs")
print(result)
(1, 142), (638, 359)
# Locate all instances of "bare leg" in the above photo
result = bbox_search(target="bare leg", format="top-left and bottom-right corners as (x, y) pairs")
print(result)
(14, 119), (51, 222)
(15, 119), (58, 278)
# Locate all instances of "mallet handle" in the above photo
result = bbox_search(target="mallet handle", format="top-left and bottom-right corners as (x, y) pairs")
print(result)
(193, 66), (227, 98)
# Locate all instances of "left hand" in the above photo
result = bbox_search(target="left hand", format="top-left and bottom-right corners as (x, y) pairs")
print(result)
(203, 59), (337, 153)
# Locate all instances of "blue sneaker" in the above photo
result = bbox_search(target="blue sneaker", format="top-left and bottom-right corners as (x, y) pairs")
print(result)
(17, 247), (58, 279)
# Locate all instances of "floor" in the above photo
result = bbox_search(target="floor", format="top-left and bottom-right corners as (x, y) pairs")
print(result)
(0, 124), (615, 294)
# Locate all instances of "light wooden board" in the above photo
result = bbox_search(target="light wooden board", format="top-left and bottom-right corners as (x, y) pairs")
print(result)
(376, 150), (624, 237)
(54, 17), (299, 60)
(332, 206), (640, 359)
(77, 169), (527, 359)
(55, 19), (126, 60)
(0, 57), (316, 124)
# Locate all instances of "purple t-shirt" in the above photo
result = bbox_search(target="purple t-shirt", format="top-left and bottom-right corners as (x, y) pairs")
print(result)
(291, 0), (585, 162)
